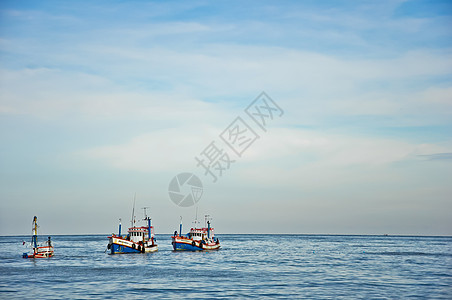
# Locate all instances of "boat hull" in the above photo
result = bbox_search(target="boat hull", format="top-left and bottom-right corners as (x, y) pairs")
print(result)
(23, 246), (54, 258)
(172, 237), (220, 251)
(108, 236), (158, 254)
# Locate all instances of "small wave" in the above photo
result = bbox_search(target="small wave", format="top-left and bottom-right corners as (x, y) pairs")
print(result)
(366, 251), (452, 257)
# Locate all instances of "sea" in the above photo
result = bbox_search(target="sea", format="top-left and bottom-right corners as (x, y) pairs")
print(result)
(0, 234), (451, 299)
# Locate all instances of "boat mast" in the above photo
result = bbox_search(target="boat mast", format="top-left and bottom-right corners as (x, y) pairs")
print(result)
(142, 207), (151, 239)
(194, 206), (198, 227)
(205, 215), (211, 238)
(31, 216), (38, 254)
(131, 193), (136, 228)
(204, 214), (210, 227)
(180, 216), (183, 236)
(142, 206), (149, 219)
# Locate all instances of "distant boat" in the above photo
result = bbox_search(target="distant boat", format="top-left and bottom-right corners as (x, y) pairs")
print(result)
(171, 215), (220, 251)
(22, 216), (54, 258)
(107, 199), (158, 254)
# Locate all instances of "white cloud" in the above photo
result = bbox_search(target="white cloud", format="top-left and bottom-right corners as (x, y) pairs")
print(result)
(2, 46), (451, 122)
(77, 126), (222, 172)
(245, 127), (449, 164)
(76, 124), (452, 177)
(0, 67), (223, 122)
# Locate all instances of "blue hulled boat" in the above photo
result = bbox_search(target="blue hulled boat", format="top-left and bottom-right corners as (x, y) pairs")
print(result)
(171, 216), (220, 251)
(107, 206), (158, 254)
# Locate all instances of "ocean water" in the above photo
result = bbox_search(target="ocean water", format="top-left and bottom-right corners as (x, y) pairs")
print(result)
(0, 234), (451, 299)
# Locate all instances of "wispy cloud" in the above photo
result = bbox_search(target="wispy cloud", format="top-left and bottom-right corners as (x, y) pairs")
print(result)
(418, 153), (452, 161)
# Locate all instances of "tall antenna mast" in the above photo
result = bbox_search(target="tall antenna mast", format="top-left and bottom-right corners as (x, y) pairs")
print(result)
(142, 207), (150, 220)
(131, 193), (136, 227)
(195, 206), (198, 226)
(192, 206), (201, 228)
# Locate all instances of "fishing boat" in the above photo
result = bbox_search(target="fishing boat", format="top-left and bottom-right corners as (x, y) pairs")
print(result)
(22, 216), (54, 258)
(107, 206), (158, 254)
(171, 215), (220, 251)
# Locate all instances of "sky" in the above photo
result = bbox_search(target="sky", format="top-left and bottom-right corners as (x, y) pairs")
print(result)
(0, 0), (451, 236)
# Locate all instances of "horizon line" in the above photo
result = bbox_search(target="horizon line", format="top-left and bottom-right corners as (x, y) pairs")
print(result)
(2, 233), (451, 238)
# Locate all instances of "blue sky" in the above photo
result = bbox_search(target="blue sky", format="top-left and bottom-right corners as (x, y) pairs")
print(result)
(1, 0), (451, 235)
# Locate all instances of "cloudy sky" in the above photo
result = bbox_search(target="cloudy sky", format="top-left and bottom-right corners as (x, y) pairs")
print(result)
(1, 0), (451, 236)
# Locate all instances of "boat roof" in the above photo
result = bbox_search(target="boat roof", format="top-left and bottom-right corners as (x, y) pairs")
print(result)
(128, 226), (152, 231)
(190, 227), (214, 232)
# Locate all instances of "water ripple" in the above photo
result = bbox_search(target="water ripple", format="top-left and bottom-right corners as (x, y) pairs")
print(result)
(0, 234), (451, 299)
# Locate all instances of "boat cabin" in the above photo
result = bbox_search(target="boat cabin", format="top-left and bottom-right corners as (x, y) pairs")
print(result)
(128, 226), (154, 243)
(188, 227), (215, 241)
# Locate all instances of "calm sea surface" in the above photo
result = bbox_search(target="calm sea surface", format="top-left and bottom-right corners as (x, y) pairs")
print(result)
(0, 234), (451, 299)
